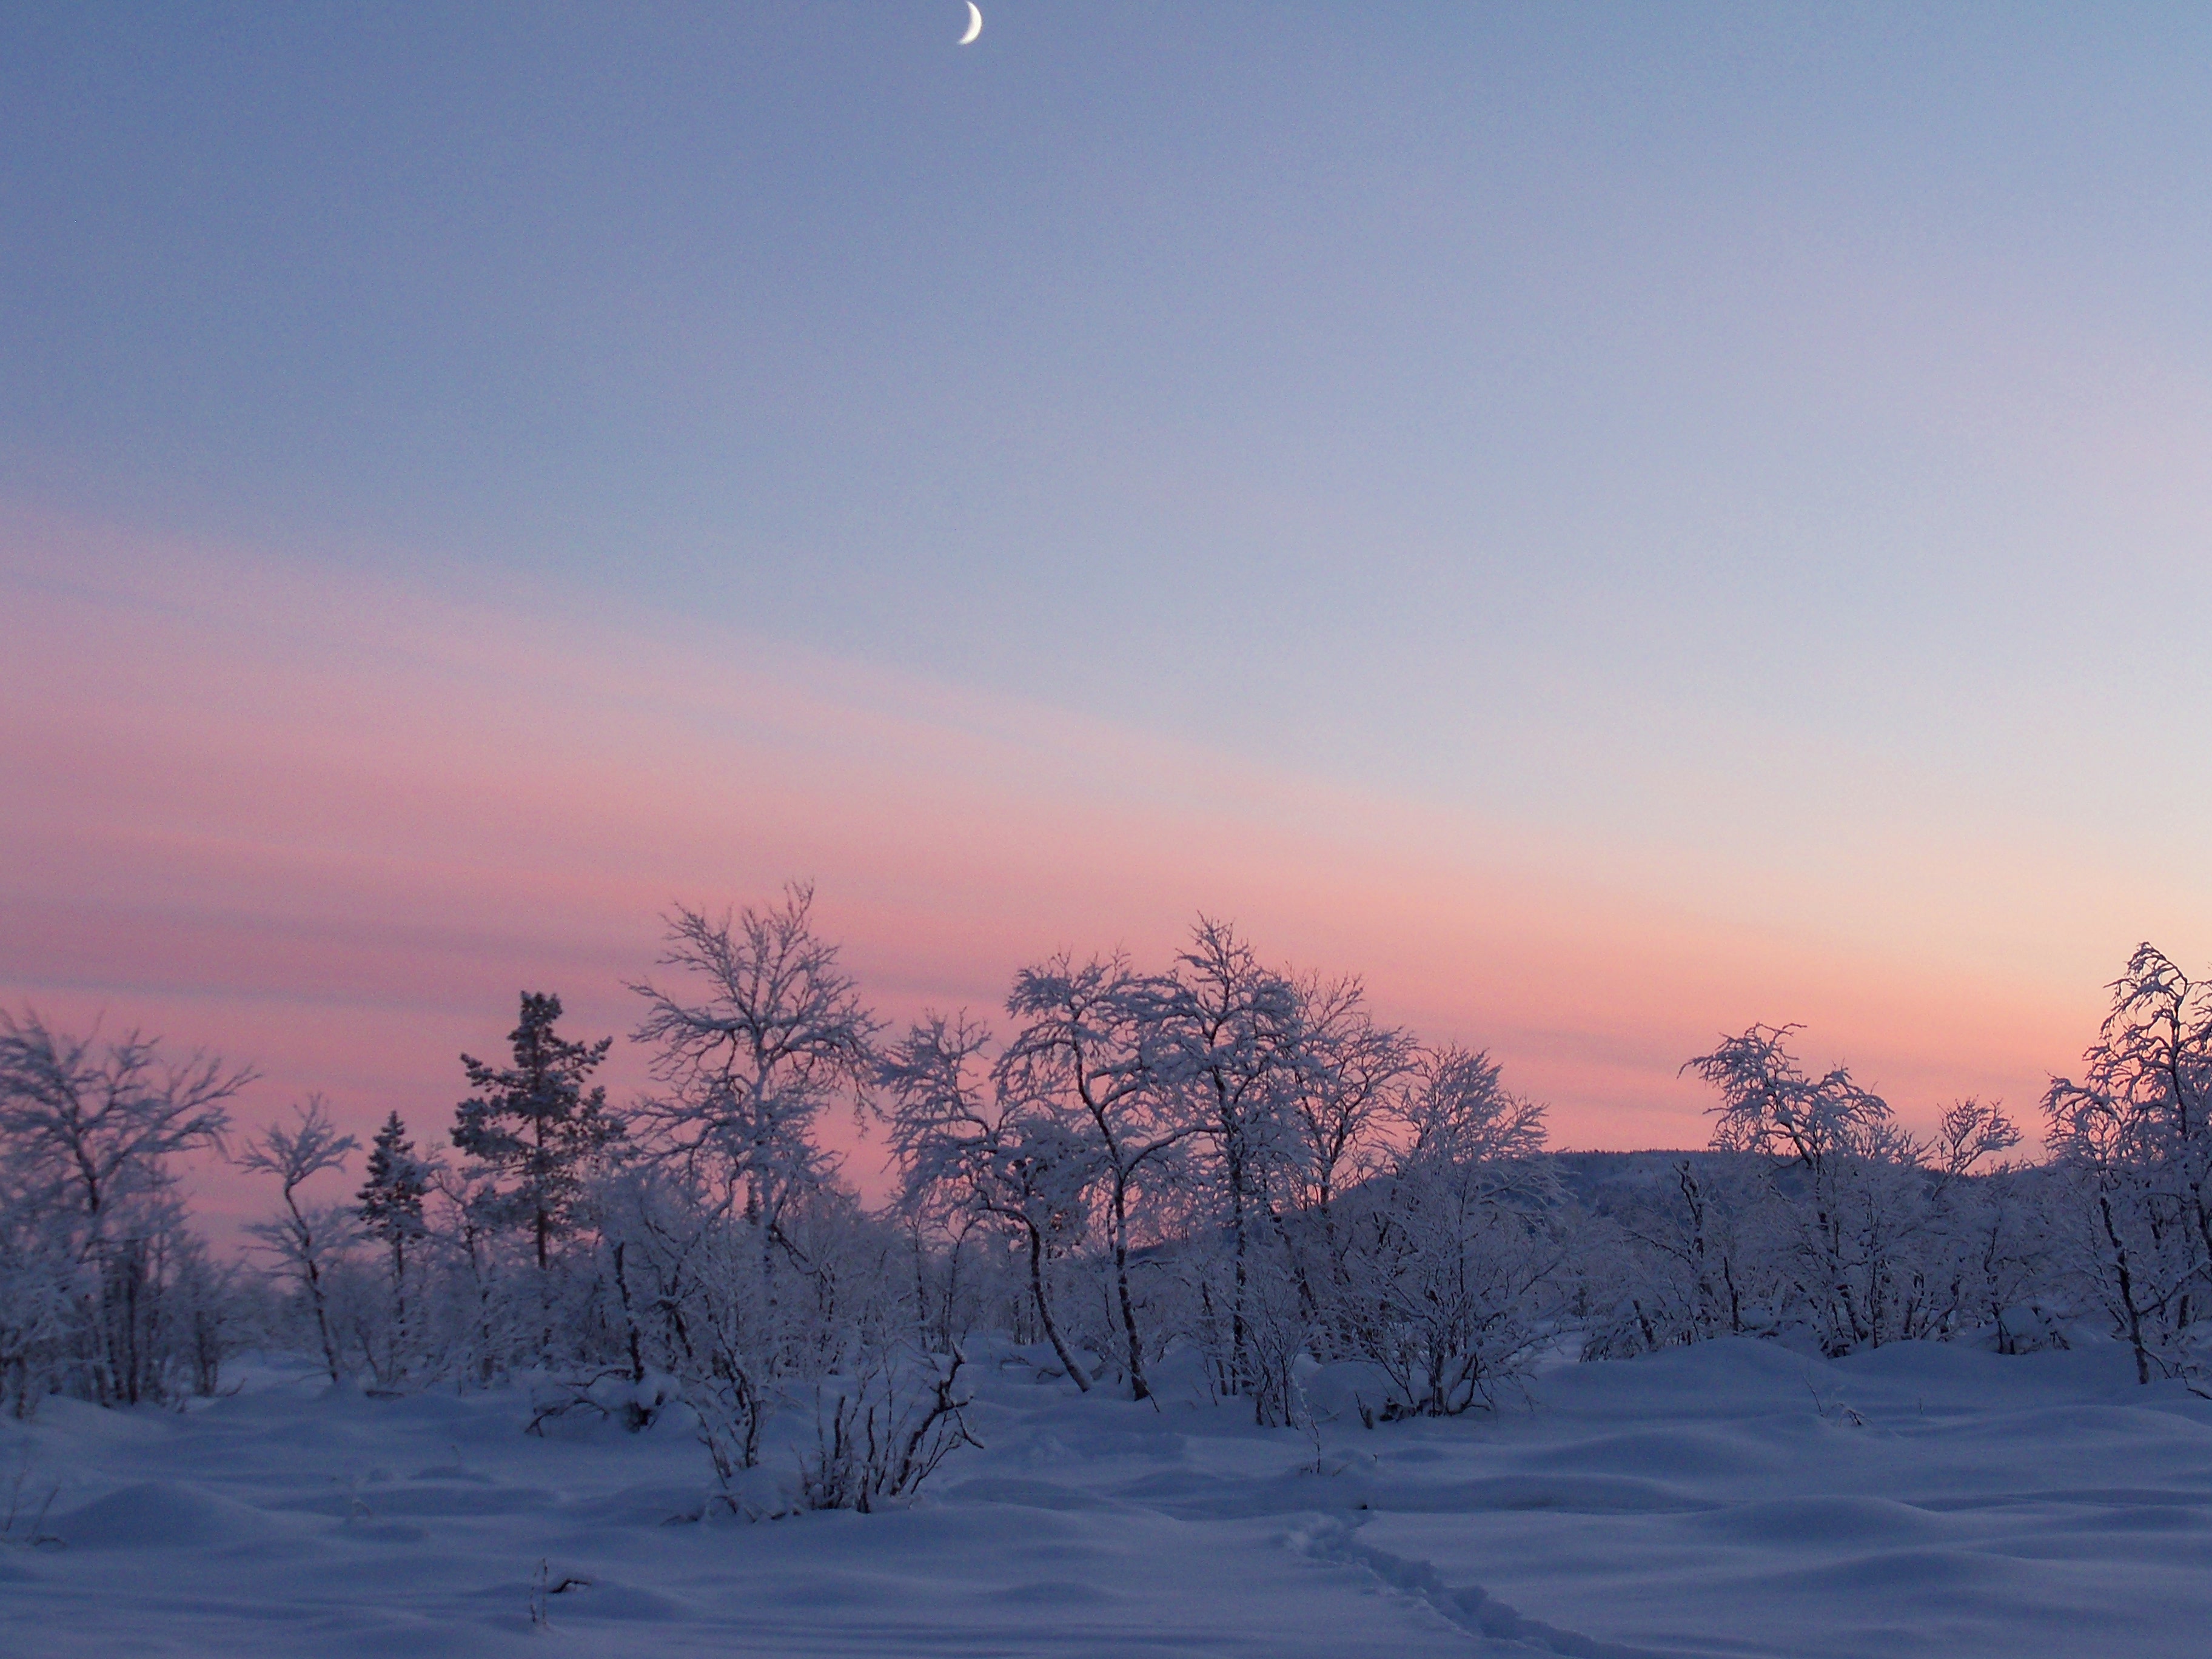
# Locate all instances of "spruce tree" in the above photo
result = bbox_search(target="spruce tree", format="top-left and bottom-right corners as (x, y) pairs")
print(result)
(454, 993), (621, 1270)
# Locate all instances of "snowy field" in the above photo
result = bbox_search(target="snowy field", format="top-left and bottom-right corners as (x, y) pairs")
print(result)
(4, 1337), (2211, 1659)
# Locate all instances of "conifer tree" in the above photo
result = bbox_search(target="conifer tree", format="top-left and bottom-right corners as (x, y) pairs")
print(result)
(454, 993), (622, 1270)
(358, 1111), (431, 1284)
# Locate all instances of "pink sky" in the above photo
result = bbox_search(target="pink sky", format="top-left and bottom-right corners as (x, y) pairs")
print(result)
(1, 504), (2186, 1233)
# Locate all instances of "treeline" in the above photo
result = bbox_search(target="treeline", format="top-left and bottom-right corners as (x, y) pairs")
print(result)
(4, 890), (2210, 1503)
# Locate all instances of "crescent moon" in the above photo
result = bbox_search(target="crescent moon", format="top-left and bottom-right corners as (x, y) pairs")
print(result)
(959, 2), (982, 45)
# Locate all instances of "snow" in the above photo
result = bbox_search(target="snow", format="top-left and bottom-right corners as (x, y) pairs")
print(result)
(5, 1336), (2212, 1657)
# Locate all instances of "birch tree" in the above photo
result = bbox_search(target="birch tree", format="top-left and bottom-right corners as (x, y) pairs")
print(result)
(1339, 1047), (1560, 1415)
(1686, 1025), (2019, 1354)
(629, 885), (882, 1361)
(881, 1013), (1097, 1389)
(1276, 974), (1411, 1356)
(0, 1008), (248, 1227)
(0, 1008), (252, 1406)
(240, 1098), (359, 1384)
(999, 951), (1191, 1401)
(2045, 943), (2212, 1384)
(1159, 919), (1298, 1400)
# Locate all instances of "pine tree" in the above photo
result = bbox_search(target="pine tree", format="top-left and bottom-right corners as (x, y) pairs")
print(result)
(454, 993), (622, 1270)
(357, 1111), (431, 1282)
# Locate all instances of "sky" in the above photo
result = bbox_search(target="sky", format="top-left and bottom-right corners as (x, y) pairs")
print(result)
(4, 4), (2210, 1224)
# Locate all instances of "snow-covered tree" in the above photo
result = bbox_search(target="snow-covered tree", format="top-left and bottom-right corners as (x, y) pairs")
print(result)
(600, 886), (893, 1486)
(999, 951), (1192, 1401)
(0, 1008), (252, 1407)
(1680, 1026), (2020, 1356)
(357, 1111), (435, 1373)
(1272, 974), (1412, 1362)
(0, 1008), (248, 1227)
(360, 1112), (431, 1267)
(0, 1175), (76, 1416)
(1336, 1047), (1561, 1415)
(2045, 943), (2212, 1384)
(1278, 974), (1410, 1233)
(1158, 918), (1299, 1404)
(1578, 1151), (1782, 1357)
(240, 1097), (360, 1384)
(630, 885), (880, 1257)
(1691, 1024), (1893, 1171)
(881, 1013), (1097, 1388)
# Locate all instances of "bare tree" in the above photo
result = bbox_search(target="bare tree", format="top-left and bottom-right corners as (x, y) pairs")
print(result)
(0, 1008), (250, 1227)
(630, 885), (882, 1272)
(240, 1098), (360, 1384)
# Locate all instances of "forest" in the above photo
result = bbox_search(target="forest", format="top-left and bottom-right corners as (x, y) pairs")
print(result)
(4, 885), (2208, 1517)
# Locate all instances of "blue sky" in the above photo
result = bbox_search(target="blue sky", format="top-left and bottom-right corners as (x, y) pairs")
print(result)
(8, 10), (2207, 723)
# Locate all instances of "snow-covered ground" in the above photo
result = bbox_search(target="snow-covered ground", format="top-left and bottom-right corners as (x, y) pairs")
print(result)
(4, 1337), (2210, 1658)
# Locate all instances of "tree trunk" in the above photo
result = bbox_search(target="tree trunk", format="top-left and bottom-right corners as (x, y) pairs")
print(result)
(1111, 1176), (1148, 1400)
(1027, 1225), (1091, 1391)
(2099, 1187), (2153, 1386)
(1228, 1159), (1250, 1396)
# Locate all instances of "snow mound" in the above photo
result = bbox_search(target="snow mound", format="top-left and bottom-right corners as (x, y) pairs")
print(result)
(1687, 1493), (1964, 1546)
(53, 1481), (286, 1550)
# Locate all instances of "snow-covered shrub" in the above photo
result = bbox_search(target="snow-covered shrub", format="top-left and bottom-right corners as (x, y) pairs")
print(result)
(789, 1344), (979, 1513)
(591, 1161), (914, 1488)
(1578, 1153), (1786, 1359)
(1333, 1050), (1566, 1415)
(591, 1169), (771, 1475)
